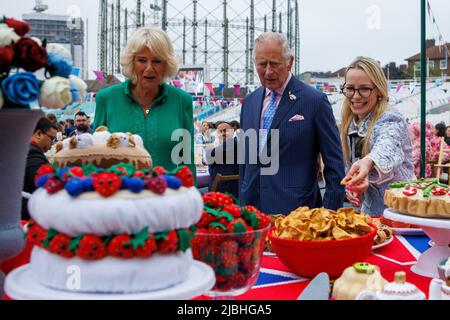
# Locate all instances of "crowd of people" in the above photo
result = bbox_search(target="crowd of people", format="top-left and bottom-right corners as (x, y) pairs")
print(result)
(20, 26), (450, 220)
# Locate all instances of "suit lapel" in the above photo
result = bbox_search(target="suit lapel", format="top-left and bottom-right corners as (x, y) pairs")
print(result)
(269, 77), (302, 131)
(252, 87), (266, 131)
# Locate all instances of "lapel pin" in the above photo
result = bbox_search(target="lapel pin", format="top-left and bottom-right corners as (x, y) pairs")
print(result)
(288, 90), (297, 101)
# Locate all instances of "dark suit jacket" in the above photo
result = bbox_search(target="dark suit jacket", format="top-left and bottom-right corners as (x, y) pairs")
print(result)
(208, 138), (239, 198)
(22, 144), (49, 220)
(239, 76), (345, 214)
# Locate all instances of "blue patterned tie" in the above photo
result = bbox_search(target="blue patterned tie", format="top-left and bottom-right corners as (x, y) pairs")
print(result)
(260, 90), (277, 149)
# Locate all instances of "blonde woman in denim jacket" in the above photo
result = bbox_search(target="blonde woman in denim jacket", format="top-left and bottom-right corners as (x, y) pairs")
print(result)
(340, 57), (415, 216)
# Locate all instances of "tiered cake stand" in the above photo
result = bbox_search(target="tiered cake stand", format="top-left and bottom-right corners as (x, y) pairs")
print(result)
(384, 208), (450, 278)
(5, 261), (215, 300)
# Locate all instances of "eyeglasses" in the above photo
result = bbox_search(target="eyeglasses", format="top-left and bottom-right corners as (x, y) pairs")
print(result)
(42, 131), (57, 143)
(341, 86), (375, 98)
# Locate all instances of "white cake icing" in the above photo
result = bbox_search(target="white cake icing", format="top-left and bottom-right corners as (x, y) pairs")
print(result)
(31, 246), (192, 293)
(28, 187), (203, 237)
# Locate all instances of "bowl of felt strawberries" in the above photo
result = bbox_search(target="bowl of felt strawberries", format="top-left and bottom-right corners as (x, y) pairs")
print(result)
(190, 192), (271, 299)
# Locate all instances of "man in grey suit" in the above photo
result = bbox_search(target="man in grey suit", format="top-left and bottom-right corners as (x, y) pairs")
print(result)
(239, 32), (345, 215)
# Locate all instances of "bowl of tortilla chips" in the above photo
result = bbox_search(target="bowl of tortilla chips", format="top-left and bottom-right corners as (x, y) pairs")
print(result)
(268, 207), (377, 278)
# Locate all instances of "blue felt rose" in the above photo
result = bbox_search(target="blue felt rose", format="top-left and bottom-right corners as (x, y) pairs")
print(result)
(1, 72), (39, 106)
(46, 52), (73, 78)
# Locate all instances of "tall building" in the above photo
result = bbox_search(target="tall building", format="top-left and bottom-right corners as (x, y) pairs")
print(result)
(22, 13), (86, 79)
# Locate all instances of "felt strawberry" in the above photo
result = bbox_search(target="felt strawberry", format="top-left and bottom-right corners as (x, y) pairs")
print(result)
(190, 228), (208, 252)
(129, 227), (157, 257)
(156, 230), (179, 253)
(69, 167), (84, 178)
(216, 211), (234, 227)
(107, 234), (135, 258)
(35, 164), (55, 180)
(44, 176), (65, 194)
(219, 251), (239, 269)
(207, 222), (227, 244)
(220, 239), (239, 254)
(174, 166), (195, 187)
(223, 204), (242, 219)
(229, 271), (247, 287)
(145, 176), (167, 194)
(132, 171), (145, 178)
(153, 166), (167, 177)
(227, 218), (254, 245)
(27, 223), (47, 247)
(77, 235), (107, 260)
(196, 209), (216, 228)
(49, 234), (75, 258)
(203, 192), (233, 209)
(254, 212), (271, 229)
(238, 247), (253, 265)
(93, 172), (122, 197)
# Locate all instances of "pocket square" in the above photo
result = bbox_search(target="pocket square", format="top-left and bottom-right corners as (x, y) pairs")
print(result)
(288, 114), (304, 122)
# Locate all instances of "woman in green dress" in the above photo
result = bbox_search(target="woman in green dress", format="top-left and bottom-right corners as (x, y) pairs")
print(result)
(94, 26), (196, 181)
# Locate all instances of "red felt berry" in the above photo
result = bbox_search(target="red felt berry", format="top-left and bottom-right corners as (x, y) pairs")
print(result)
(107, 234), (135, 258)
(153, 166), (167, 177)
(27, 224), (47, 247)
(175, 166), (195, 187)
(146, 176), (167, 194)
(223, 204), (242, 219)
(93, 172), (122, 197)
(49, 234), (75, 258)
(35, 164), (55, 180)
(230, 271), (247, 287)
(196, 209), (216, 228)
(132, 171), (145, 178)
(69, 167), (84, 178)
(220, 240), (239, 254)
(238, 246), (253, 265)
(156, 230), (179, 253)
(44, 176), (65, 194)
(77, 235), (107, 260)
(219, 251), (239, 269)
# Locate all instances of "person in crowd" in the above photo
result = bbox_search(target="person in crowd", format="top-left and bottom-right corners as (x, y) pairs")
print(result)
(64, 119), (75, 137)
(86, 115), (94, 131)
(195, 121), (214, 144)
(446, 126), (450, 146)
(340, 57), (415, 216)
(207, 121), (239, 198)
(22, 117), (58, 220)
(435, 122), (446, 138)
(239, 32), (345, 215)
(94, 26), (196, 179)
(70, 111), (94, 136)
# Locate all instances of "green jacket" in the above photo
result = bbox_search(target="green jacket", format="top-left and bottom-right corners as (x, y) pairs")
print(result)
(94, 80), (197, 182)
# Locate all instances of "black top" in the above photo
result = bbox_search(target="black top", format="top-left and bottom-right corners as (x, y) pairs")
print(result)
(208, 138), (239, 198)
(22, 144), (49, 220)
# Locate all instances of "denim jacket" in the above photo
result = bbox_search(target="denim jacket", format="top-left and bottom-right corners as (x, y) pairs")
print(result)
(347, 108), (415, 216)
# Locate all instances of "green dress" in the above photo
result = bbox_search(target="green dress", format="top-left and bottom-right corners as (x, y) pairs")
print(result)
(94, 79), (197, 183)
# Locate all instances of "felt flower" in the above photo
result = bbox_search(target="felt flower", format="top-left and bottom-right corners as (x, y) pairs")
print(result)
(39, 76), (72, 109)
(4, 18), (30, 37)
(0, 23), (20, 46)
(0, 45), (14, 77)
(46, 43), (72, 60)
(1, 72), (39, 106)
(13, 37), (47, 72)
(46, 52), (72, 78)
(69, 75), (87, 99)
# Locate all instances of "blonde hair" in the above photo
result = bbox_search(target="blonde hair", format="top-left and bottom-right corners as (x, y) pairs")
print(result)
(340, 57), (390, 166)
(120, 26), (179, 84)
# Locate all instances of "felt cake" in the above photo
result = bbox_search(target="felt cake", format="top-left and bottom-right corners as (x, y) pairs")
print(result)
(27, 159), (202, 293)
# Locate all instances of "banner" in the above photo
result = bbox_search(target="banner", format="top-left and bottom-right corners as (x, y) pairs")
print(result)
(204, 82), (215, 96)
(93, 71), (104, 85)
(218, 83), (225, 92)
(234, 84), (241, 97)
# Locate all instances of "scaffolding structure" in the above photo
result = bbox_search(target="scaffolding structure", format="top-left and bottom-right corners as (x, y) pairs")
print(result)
(98, 0), (300, 87)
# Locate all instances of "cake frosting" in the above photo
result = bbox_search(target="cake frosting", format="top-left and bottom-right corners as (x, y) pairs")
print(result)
(27, 159), (201, 293)
(384, 179), (450, 218)
(53, 131), (152, 169)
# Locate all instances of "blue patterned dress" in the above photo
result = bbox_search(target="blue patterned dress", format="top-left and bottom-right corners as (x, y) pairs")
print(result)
(346, 108), (415, 216)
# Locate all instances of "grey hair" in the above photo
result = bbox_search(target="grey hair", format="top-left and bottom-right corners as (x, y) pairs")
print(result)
(253, 32), (293, 61)
(120, 26), (179, 84)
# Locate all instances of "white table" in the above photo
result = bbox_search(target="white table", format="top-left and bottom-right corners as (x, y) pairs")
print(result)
(384, 208), (450, 278)
(5, 261), (215, 300)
